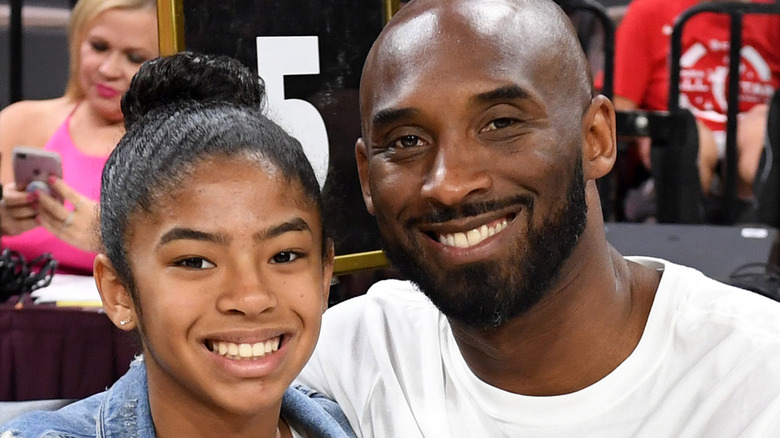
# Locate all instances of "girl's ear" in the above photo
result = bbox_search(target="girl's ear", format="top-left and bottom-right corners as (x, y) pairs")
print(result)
(321, 240), (335, 313)
(94, 254), (137, 331)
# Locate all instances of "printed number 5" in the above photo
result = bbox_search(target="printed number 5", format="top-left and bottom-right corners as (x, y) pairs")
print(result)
(256, 36), (330, 187)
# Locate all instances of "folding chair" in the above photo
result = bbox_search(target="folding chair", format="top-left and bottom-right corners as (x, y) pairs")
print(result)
(668, 1), (780, 224)
(755, 89), (780, 227)
(616, 108), (706, 223)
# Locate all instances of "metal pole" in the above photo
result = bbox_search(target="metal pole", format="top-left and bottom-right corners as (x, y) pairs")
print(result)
(9, 0), (23, 104)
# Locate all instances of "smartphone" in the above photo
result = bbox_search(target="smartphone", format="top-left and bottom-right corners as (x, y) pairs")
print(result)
(12, 146), (63, 201)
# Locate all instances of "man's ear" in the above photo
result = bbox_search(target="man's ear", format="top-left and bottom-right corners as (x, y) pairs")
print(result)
(582, 95), (617, 180)
(321, 240), (336, 313)
(355, 137), (375, 216)
(94, 254), (137, 331)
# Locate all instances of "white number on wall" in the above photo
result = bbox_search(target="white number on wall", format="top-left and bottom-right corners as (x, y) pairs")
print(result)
(256, 36), (329, 187)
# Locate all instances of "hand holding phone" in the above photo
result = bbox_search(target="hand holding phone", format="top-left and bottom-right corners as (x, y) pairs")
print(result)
(12, 146), (63, 202)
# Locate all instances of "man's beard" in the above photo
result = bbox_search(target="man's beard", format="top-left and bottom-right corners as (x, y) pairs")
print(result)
(380, 161), (588, 329)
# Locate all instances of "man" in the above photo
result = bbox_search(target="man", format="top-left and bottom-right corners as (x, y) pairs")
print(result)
(296, 0), (780, 435)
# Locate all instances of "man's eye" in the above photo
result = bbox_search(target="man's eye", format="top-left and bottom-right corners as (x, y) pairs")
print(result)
(174, 257), (215, 269)
(393, 135), (423, 149)
(270, 251), (300, 264)
(483, 118), (515, 131)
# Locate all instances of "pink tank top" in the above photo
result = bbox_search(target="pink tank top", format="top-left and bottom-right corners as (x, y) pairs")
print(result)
(2, 107), (109, 275)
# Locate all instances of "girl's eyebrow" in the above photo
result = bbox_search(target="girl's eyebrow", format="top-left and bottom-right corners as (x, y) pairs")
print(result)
(156, 217), (313, 248)
(257, 217), (312, 241)
(158, 228), (225, 247)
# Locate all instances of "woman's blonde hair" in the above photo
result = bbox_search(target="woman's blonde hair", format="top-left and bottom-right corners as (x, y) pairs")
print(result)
(64, 0), (157, 100)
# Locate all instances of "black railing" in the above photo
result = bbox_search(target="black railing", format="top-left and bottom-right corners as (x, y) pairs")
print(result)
(669, 1), (780, 224)
(9, 0), (24, 104)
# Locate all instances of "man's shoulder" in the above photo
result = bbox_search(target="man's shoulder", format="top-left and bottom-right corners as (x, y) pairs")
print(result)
(300, 279), (444, 425)
(319, 278), (442, 345)
(649, 257), (780, 340)
(326, 279), (435, 318)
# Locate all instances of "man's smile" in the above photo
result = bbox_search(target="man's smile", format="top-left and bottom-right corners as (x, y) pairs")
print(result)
(412, 198), (528, 250)
(435, 216), (512, 248)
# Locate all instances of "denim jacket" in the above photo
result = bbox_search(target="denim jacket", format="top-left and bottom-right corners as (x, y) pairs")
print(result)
(0, 357), (355, 438)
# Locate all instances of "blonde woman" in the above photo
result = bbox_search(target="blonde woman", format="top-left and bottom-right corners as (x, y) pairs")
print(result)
(0, 0), (158, 274)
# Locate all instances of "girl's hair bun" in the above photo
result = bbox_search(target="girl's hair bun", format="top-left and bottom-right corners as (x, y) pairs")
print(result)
(121, 51), (266, 129)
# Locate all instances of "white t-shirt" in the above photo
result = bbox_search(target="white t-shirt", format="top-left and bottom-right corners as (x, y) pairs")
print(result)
(297, 258), (780, 437)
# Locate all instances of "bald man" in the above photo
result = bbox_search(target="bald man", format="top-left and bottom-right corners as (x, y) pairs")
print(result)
(297, 0), (780, 435)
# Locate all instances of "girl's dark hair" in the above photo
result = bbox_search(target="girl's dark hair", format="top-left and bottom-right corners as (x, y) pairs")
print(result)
(101, 51), (325, 295)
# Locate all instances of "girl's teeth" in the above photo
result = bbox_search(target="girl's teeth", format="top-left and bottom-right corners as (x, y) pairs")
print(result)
(252, 342), (265, 356)
(210, 337), (281, 360)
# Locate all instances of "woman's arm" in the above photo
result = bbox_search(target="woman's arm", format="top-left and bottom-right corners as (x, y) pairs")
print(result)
(0, 98), (76, 236)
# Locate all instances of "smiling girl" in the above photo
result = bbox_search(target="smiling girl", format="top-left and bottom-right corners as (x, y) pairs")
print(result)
(0, 52), (354, 438)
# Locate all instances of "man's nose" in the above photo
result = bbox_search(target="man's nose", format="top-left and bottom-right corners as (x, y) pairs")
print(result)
(420, 138), (492, 207)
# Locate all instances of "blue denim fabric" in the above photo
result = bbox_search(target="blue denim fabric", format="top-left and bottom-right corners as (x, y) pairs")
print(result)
(1, 357), (354, 438)
(283, 384), (356, 438)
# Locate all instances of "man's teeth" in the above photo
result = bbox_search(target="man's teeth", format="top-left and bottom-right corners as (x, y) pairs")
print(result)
(210, 337), (281, 360)
(438, 219), (508, 248)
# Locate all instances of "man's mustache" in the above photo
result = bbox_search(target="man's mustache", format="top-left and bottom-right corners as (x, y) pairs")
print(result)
(406, 195), (533, 227)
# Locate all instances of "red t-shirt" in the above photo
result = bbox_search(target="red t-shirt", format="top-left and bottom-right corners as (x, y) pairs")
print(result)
(614, 0), (780, 132)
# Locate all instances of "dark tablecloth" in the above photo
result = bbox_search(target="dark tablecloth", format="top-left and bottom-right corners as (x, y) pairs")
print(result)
(0, 295), (140, 401)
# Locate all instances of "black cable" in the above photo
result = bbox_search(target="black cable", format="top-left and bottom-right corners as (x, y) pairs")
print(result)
(0, 249), (57, 302)
(728, 262), (780, 302)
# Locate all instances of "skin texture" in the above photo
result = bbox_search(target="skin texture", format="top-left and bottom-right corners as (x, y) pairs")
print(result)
(356, 0), (662, 396)
(0, 6), (158, 252)
(95, 157), (334, 438)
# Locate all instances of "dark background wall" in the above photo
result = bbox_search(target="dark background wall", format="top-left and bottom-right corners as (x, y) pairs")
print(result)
(0, 0), (70, 109)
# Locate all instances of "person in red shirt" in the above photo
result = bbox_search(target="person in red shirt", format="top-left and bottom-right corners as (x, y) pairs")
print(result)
(614, 0), (780, 204)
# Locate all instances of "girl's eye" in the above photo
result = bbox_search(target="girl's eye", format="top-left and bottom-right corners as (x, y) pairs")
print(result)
(174, 257), (215, 269)
(270, 251), (300, 264)
(393, 135), (424, 149)
(482, 118), (515, 132)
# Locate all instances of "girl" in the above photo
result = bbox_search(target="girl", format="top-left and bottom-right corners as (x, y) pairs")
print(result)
(1, 52), (354, 438)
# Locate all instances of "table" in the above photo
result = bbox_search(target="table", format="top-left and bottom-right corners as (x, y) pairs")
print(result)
(605, 223), (779, 282)
(0, 293), (140, 401)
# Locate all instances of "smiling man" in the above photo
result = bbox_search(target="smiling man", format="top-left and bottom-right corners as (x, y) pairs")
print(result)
(296, 0), (780, 435)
